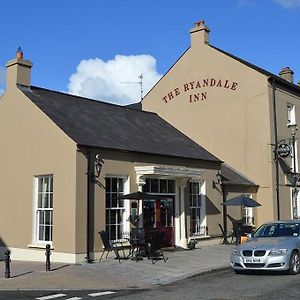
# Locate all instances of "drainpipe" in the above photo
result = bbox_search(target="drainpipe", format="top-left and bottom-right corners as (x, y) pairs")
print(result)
(271, 78), (280, 220)
(221, 182), (228, 244)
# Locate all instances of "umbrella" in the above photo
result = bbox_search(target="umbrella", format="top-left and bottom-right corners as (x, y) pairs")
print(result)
(115, 191), (158, 200)
(222, 195), (261, 207)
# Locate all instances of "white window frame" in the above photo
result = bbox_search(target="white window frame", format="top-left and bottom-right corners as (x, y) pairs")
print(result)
(105, 175), (129, 242)
(189, 181), (206, 236)
(33, 175), (53, 245)
(287, 103), (296, 126)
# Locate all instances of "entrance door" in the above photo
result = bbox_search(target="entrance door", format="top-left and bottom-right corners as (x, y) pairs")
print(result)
(143, 196), (174, 247)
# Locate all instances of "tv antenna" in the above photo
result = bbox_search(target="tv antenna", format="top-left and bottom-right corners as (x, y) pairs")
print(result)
(121, 74), (144, 101)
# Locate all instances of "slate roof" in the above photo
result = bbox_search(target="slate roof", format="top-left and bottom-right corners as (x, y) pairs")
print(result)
(19, 85), (221, 163)
(221, 163), (258, 188)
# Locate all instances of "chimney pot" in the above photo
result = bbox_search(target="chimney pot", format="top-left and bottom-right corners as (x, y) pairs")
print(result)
(279, 66), (294, 83)
(195, 20), (205, 27)
(16, 47), (23, 60)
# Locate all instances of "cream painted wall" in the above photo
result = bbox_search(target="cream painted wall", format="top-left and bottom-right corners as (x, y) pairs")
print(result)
(143, 37), (274, 226)
(0, 87), (77, 253)
(270, 87), (300, 219)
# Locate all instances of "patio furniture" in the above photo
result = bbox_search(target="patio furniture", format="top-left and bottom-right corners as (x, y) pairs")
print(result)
(227, 214), (255, 244)
(147, 231), (168, 264)
(98, 230), (126, 263)
(128, 228), (151, 261)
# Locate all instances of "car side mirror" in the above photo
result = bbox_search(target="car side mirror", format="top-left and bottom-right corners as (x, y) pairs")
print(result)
(247, 233), (253, 239)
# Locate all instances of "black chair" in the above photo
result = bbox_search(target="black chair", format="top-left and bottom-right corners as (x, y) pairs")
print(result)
(129, 228), (151, 261)
(98, 230), (126, 263)
(147, 231), (168, 264)
(232, 223), (244, 245)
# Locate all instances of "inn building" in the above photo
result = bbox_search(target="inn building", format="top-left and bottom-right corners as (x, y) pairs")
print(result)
(142, 20), (300, 227)
(0, 48), (256, 262)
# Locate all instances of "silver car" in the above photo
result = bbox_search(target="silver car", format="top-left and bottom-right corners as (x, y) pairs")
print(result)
(231, 220), (300, 274)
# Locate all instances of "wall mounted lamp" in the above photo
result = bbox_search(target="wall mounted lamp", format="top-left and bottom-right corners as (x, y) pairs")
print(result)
(94, 154), (104, 179)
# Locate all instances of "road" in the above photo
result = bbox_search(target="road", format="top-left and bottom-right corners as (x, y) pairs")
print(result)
(113, 268), (300, 300)
(2, 268), (300, 299)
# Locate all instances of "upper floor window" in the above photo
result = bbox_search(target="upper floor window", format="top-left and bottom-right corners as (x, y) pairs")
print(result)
(34, 176), (53, 244)
(287, 103), (296, 126)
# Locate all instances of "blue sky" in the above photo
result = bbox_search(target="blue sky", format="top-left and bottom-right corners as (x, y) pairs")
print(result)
(0, 0), (300, 104)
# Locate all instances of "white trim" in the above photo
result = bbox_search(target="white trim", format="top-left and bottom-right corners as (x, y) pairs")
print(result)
(0, 246), (88, 264)
(33, 175), (54, 245)
(135, 165), (203, 178)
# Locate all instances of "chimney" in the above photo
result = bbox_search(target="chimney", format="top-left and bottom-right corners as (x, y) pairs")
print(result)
(190, 20), (210, 47)
(279, 67), (294, 83)
(6, 47), (32, 89)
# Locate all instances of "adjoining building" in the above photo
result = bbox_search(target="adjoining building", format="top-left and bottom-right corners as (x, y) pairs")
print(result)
(0, 49), (256, 262)
(142, 20), (300, 227)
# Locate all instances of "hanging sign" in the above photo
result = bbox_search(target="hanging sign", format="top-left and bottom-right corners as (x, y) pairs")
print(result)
(277, 143), (291, 158)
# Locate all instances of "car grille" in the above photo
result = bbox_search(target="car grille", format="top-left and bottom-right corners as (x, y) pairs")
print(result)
(242, 250), (266, 257)
(254, 250), (266, 257)
(244, 263), (265, 268)
(243, 250), (252, 256)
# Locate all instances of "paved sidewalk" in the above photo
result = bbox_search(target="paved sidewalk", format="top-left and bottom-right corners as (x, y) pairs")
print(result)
(0, 240), (234, 290)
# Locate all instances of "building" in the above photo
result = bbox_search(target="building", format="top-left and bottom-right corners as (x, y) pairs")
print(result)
(0, 49), (257, 262)
(142, 20), (300, 226)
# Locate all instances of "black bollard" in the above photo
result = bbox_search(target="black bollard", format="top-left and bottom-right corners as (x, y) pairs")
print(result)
(4, 250), (11, 279)
(45, 244), (51, 272)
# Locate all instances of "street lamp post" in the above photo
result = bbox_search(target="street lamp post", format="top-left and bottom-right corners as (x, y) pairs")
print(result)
(288, 124), (298, 219)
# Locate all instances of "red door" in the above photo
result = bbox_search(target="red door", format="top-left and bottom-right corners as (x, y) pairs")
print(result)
(143, 196), (174, 247)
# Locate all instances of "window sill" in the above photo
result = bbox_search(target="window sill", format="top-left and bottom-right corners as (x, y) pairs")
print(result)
(28, 244), (54, 250)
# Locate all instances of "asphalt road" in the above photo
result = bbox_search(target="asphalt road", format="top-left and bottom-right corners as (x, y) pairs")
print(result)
(112, 268), (300, 300)
(2, 268), (300, 299)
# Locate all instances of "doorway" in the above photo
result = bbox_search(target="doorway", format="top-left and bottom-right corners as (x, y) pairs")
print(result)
(143, 196), (174, 247)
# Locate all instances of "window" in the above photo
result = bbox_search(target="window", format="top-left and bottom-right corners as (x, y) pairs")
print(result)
(244, 207), (254, 225)
(287, 103), (296, 126)
(189, 182), (205, 236)
(34, 176), (53, 243)
(143, 178), (175, 194)
(105, 177), (126, 241)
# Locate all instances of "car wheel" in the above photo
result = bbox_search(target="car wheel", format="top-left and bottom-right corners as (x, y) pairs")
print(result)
(289, 251), (300, 275)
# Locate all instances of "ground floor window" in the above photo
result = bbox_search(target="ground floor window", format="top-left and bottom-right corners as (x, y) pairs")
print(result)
(105, 176), (126, 241)
(189, 181), (205, 236)
(244, 207), (254, 225)
(34, 175), (53, 243)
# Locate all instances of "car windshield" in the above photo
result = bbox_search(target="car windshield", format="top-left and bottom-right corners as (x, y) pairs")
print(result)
(254, 223), (300, 238)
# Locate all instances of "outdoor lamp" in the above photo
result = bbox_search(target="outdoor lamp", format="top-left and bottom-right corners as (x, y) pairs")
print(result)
(212, 170), (222, 189)
(94, 154), (104, 178)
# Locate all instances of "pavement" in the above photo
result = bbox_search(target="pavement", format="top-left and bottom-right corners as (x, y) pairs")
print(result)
(0, 239), (235, 290)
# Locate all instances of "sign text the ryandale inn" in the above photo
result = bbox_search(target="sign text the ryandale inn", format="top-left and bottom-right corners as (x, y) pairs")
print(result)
(162, 78), (238, 104)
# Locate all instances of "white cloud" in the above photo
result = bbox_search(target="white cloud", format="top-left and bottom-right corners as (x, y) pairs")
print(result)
(67, 54), (162, 105)
(273, 0), (300, 8)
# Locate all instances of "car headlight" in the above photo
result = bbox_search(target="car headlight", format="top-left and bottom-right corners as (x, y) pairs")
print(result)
(268, 248), (288, 256)
(233, 249), (241, 256)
